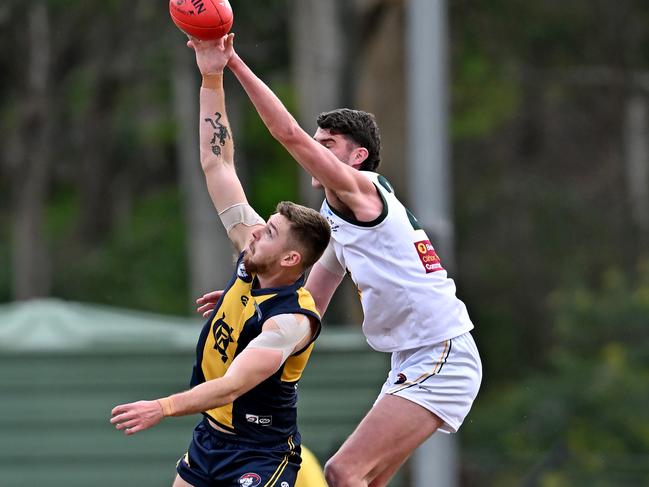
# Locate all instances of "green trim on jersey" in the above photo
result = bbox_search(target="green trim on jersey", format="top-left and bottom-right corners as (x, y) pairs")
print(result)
(325, 181), (389, 228)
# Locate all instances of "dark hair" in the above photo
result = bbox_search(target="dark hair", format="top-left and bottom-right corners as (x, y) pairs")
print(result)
(317, 108), (381, 171)
(276, 201), (331, 269)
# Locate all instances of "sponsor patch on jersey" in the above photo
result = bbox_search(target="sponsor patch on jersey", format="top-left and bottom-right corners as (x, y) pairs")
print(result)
(238, 473), (262, 487)
(414, 240), (444, 273)
(246, 414), (273, 426)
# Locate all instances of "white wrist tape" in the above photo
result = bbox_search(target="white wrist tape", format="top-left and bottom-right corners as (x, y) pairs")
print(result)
(247, 314), (312, 362)
(218, 203), (265, 233)
(317, 242), (346, 277)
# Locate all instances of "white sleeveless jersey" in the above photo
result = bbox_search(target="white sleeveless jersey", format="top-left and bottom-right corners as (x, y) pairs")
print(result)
(320, 171), (474, 352)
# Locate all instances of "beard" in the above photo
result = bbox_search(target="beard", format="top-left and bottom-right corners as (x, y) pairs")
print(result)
(243, 250), (271, 275)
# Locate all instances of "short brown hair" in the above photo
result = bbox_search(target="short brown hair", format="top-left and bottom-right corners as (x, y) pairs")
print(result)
(276, 201), (331, 269)
(317, 108), (381, 171)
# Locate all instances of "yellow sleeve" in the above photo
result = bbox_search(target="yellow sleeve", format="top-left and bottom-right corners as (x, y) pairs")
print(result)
(296, 446), (328, 487)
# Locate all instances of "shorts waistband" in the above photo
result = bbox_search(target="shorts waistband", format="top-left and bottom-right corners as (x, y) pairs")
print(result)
(200, 417), (301, 448)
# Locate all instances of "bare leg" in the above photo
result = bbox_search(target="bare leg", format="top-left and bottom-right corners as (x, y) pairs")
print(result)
(324, 394), (443, 487)
(367, 449), (411, 487)
(172, 474), (195, 487)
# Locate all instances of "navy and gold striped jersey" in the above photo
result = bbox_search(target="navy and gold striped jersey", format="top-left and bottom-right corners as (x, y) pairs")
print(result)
(190, 253), (321, 442)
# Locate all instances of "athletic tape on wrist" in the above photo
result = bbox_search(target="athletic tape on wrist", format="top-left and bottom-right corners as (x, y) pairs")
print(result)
(218, 203), (265, 233)
(158, 397), (176, 417)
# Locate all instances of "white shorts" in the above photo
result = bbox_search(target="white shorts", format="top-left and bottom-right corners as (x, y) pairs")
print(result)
(376, 332), (482, 434)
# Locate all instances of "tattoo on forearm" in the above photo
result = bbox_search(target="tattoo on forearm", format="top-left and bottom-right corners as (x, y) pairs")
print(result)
(204, 112), (230, 157)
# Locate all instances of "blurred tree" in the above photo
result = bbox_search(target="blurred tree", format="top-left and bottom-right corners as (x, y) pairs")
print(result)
(624, 93), (649, 246)
(463, 261), (649, 486)
(8, 3), (53, 299)
(354, 0), (408, 197)
(450, 0), (649, 382)
(290, 0), (345, 208)
(172, 39), (233, 303)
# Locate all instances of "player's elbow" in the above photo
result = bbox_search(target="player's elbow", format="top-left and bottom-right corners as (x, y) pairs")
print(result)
(268, 117), (301, 145)
(200, 154), (221, 174)
(199, 149), (233, 174)
(221, 381), (245, 405)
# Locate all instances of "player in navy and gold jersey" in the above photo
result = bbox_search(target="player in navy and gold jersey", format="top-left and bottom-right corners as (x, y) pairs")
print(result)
(110, 34), (330, 487)
(189, 250), (320, 441)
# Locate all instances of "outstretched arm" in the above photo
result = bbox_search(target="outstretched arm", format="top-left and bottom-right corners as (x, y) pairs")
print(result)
(109, 314), (312, 435)
(227, 50), (377, 213)
(109, 347), (281, 435)
(191, 35), (264, 251)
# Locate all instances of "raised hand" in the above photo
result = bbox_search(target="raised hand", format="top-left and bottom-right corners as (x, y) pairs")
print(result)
(187, 33), (235, 75)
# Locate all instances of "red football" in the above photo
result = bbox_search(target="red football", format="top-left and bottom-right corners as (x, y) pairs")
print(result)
(169, 0), (234, 41)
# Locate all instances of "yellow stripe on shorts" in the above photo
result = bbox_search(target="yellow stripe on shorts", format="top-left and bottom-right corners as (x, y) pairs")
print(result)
(264, 436), (294, 487)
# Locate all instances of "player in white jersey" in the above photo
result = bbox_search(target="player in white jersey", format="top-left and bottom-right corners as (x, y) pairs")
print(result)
(319, 170), (473, 352)
(197, 35), (482, 487)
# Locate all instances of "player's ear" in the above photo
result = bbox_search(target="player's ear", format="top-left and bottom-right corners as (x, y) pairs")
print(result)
(351, 147), (369, 169)
(280, 250), (302, 269)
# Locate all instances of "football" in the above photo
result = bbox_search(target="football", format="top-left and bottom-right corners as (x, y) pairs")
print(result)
(169, 0), (234, 41)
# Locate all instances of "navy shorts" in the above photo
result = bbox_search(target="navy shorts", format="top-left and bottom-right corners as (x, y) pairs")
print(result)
(176, 418), (302, 487)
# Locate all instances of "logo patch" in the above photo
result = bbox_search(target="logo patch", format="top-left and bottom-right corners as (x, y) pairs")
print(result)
(190, 0), (207, 15)
(237, 260), (252, 282)
(281, 483), (289, 487)
(394, 373), (407, 384)
(246, 414), (273, 426)
(212, 313), (235, 363)
(238, 473), (261, 487)
(414, 240), (444, 274)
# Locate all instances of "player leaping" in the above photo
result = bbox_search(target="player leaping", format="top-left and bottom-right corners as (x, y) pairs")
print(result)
(110, 36), (330, 487)
(197, 34), (482, 487)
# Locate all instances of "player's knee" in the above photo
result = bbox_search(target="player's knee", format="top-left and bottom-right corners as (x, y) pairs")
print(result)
(324, 457), (358, 487)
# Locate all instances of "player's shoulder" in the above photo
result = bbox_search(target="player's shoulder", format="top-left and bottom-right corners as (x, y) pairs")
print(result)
(360, 170), (397, 195)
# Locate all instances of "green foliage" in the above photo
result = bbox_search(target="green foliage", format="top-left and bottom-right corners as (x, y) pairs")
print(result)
(452, 49), (521, 139)
(241, 81), (300, 218)
(464, 261), (649, 485)
(50, 188), (188, 315)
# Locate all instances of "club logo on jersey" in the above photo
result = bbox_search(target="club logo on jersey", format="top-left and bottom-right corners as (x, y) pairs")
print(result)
(212, 313), (235, 363)
(238, 473), (261, 487)
(237, 260), (253, 282)
(414, 240), (444, 274)
(394, 373), (407, 384)
(246, 414), (273, 426)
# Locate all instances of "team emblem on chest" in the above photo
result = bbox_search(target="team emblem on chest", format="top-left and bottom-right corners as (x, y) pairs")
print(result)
(212, 312), (235, 363)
